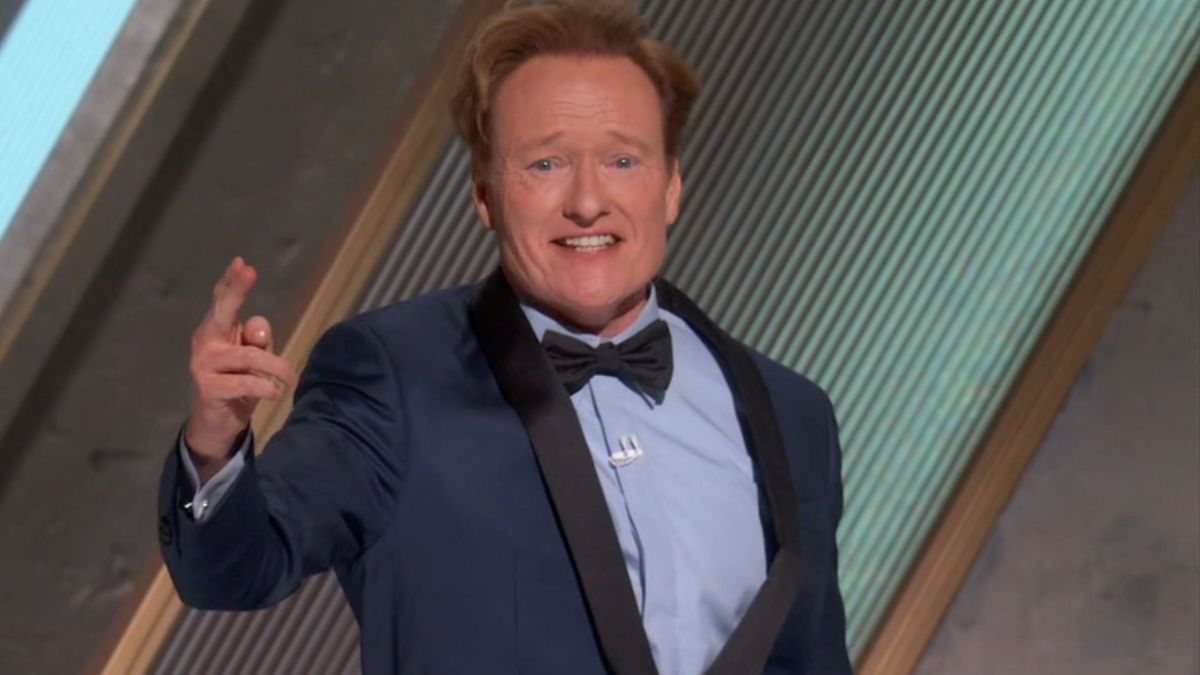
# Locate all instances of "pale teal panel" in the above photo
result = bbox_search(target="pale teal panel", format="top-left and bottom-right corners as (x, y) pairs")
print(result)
(0, 0), (138, 235)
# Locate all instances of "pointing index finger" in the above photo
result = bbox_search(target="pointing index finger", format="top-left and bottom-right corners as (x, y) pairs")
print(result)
(206, 257), (257, 338)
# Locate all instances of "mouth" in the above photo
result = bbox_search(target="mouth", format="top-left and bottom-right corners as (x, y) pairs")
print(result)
(553, 233), (620, 253)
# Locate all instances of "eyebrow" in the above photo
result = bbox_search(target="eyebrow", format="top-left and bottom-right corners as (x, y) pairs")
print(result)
(605, 130), (655, 155)
(512, 130), (657, 156)
(514, 132), (565, 155)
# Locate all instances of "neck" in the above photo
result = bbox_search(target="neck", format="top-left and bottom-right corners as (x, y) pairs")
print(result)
(523, 285), (651, 339)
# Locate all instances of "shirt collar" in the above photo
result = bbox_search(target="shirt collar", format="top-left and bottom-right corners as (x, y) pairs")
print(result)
(520, 284), (662, 347)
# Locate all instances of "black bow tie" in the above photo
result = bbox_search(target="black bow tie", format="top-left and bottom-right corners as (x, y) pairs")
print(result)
(542, 320), (673, 403)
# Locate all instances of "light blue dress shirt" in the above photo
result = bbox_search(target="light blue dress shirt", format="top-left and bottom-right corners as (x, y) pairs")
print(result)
(181, 286), (767, 675)
(520, 287), (767, 675)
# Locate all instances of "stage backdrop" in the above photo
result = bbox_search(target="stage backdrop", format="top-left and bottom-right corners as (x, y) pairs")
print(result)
(152, 1), (1199, 672)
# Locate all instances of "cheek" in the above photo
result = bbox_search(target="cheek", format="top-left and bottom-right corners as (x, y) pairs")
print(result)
(633, 192), (673, 247)
(493, 193), (537, 249)
(641, 233), (668, 272)
(493, 189), (562, 285)
(498, 180), (559, 236)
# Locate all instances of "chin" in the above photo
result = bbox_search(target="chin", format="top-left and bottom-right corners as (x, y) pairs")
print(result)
(555, 284), (647, 329)
(567, 267), (648, 300)
(507, 261), (654, 331)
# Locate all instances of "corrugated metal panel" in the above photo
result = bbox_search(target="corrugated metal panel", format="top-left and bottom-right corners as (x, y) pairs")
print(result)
(154, 573), (359, 675)
(152, 1), (1200, 671)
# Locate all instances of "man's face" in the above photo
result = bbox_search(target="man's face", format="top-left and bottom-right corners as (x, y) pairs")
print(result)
(471, 55), (681, 336)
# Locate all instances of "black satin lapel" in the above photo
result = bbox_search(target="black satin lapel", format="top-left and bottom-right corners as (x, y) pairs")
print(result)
(654, 278), (803, 675)
(469, 269), (659, 675)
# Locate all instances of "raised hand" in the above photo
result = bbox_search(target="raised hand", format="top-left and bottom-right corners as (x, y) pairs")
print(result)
(184, 257), (296, 482)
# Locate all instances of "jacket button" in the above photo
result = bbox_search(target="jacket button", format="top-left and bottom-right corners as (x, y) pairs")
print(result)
(158, 516), (173, 546)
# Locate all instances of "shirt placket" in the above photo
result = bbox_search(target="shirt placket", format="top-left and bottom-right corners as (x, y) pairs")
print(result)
(589, 375), (678, 671)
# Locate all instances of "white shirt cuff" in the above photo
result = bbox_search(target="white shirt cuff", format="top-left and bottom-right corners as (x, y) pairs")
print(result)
(177, 429), (252, 522)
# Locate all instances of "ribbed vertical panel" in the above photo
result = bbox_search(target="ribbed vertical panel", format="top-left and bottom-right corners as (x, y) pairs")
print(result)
(152, 1), (1199, 671)
(153, 574), (360, 675)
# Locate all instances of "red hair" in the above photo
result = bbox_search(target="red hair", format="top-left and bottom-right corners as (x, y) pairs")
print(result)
(452, 0), (701, 170)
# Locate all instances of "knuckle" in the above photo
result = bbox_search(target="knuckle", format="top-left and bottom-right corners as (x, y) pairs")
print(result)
(193, 377), (214, 399)
(192, 344), (213, 364)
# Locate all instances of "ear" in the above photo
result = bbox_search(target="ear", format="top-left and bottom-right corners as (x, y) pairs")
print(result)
(471, 168), (494, 230)
(665, 158), (682, 226)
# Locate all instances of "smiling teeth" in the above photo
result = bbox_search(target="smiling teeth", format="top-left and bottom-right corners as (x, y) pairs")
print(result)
(560, 234), (616, 251)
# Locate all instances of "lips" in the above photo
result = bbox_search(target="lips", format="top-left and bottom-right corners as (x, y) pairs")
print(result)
(553, 233), (619, 252)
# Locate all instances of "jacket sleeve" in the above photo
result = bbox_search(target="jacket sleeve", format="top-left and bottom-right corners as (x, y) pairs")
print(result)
(158, 318), (406, 610)
(806, 395), (852, 674)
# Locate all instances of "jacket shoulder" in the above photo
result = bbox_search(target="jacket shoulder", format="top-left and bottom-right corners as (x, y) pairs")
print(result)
(329, 283), (477, 343)
(746, 347), (843, 495)
(747, 348), (834, 418)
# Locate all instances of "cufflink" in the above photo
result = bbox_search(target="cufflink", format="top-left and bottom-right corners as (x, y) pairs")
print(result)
(181, 498), (210, 520)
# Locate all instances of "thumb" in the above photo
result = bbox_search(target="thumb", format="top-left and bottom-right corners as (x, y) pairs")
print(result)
(242, 315), (274, 352)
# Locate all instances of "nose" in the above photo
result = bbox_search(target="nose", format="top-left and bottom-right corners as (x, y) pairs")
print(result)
(563, 163), (609, 228)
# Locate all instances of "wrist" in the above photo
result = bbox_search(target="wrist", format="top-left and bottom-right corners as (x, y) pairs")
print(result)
(184, 420), (247, 466)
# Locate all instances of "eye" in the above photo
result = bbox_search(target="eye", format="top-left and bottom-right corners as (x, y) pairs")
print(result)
(614, 156), (637, 170)
(530, 159), (554, 172)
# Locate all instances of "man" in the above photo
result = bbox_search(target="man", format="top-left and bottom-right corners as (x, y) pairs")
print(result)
(159, 2), (851, 673)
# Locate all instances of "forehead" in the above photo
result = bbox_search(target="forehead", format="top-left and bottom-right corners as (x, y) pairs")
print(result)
(490, 55), (665, 150)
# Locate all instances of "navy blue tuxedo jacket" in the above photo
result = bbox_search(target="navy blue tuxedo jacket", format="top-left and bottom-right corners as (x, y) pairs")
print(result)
(158, 271), (851, 674)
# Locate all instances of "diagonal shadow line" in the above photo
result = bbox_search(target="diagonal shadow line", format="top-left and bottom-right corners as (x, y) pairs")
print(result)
(0, 0), (24, 47)
(0, 0), (288, 503)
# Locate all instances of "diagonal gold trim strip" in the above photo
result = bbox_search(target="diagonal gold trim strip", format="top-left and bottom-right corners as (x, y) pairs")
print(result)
(90, 2), (504, 673)
(856, 61), (1200, 675)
